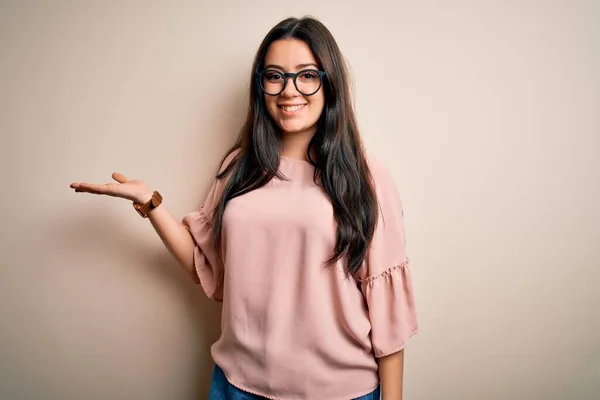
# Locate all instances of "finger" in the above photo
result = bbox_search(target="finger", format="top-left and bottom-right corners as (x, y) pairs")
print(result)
(112, 172), (130, 184)
(72, 182), (104, 194)
(70, 182), (90, 190)
(73, 182), (120, 196)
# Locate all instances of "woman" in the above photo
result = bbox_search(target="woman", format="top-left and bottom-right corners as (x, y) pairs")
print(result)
(71, 16), (418, 400)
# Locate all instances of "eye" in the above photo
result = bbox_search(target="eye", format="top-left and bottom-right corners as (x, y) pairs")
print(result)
(300, 71), (319, 80)
(264, 71), (283, 81)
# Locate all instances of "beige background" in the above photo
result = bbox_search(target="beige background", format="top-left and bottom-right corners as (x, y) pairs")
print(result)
(1, 0), (599, 399)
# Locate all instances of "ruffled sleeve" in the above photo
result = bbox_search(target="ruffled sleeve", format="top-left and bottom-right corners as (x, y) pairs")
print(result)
(358, 156), (418, 358)
(181, 151), (237, 302)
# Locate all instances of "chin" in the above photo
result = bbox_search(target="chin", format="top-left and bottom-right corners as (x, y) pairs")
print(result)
(278, 121), (316, 135)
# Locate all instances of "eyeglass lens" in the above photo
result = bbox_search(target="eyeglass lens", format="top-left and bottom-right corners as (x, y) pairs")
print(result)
(261, 70), (322, 95)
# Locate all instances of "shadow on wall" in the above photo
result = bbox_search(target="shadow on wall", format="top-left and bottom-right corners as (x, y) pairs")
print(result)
(39, 204), (222, 399)
(26, 57), (250, 398)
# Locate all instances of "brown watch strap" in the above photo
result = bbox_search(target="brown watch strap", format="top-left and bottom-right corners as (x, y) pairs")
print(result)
(133, 191), (163, 218)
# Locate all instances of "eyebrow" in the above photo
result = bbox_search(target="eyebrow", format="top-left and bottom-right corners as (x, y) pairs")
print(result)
(263, 63), (319, 71)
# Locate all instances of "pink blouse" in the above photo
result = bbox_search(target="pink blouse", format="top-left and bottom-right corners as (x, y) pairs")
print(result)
(182, 154), (418, 400)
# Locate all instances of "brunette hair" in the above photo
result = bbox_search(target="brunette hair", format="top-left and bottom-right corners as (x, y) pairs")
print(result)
(210, 16), (378, 276)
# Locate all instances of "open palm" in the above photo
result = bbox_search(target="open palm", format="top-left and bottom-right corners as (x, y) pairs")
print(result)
(70, 173), (151, 204)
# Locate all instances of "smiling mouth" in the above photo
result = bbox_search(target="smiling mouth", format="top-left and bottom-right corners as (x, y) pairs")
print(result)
(278, 104), (306, 112)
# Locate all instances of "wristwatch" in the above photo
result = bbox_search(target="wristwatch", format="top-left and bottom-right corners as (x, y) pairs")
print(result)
(133, 191), (163, 218)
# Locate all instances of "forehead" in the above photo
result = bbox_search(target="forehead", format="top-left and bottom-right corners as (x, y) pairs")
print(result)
(264, 39), (318, 70)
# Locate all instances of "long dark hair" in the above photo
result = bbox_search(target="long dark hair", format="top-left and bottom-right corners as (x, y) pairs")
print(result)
(210, 16), (379, 277)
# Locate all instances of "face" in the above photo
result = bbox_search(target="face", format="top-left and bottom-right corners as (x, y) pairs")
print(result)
(262, 39), (325, 137)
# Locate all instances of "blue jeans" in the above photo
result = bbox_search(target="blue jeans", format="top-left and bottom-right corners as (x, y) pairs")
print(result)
(208, 364), (381, 400)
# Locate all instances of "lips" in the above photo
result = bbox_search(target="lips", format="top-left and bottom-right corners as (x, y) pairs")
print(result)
(278, 104), (307, 118)
(278, 104), (307, 112)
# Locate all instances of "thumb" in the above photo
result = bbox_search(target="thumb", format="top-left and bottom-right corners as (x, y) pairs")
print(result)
(112, 172), (130, 184)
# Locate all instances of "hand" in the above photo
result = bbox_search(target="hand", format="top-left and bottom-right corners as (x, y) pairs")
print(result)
(70, 172), (153, 204)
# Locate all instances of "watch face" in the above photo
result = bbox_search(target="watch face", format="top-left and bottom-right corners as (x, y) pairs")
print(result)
(152, 195), (160, 207)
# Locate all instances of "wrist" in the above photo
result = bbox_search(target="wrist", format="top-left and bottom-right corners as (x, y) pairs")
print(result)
(132, 190), (163, 218)
(135, 191), (154, 205)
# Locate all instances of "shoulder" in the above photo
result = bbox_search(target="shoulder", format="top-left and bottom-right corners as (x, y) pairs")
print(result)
(217, 147), (242, 176)
(365, 152), (399, 192)
(364, 152), (406, 218)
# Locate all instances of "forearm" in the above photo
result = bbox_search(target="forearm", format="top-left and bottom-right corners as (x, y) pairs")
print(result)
(378, 349), (405, 400)
(140, 194), (197, 281)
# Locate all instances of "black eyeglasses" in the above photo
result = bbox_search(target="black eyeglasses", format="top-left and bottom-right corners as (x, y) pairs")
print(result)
(257, 69), (327, 96)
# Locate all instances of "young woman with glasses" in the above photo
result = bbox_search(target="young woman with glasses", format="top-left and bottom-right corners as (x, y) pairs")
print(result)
(70, 16), (418, 400)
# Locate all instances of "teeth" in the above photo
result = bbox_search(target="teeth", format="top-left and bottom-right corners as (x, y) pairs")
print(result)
(281, 105), (304, 112)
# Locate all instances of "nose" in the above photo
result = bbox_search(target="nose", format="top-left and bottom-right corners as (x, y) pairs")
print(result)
(281, 75), (300, 97)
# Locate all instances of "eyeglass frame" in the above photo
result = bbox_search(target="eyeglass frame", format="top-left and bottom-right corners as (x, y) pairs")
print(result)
(256, 68), (327, 96)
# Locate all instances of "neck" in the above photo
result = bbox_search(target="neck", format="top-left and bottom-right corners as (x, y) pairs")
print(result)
(279, 128), (315, 161)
